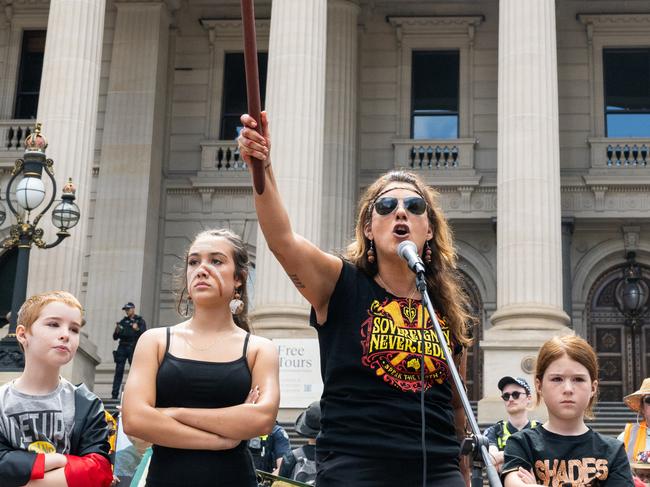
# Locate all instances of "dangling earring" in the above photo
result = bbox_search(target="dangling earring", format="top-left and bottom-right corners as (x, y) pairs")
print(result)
(230, 288), (244, 315)
(424, 241), (432, 265)
(367, 240), (376, 264)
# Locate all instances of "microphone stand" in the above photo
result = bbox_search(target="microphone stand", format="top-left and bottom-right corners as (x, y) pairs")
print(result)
(412, 270), (502, 487)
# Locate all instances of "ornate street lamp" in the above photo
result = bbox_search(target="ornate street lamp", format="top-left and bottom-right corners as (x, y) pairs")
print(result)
(0, 123), (81, 370)
(615, 252), (649, 332)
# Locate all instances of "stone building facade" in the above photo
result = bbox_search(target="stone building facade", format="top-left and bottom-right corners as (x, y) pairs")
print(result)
(0, 0), (649, 420)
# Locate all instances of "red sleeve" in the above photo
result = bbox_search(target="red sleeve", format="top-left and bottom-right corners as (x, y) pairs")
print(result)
(64, 453), (113, 487)
(29, 453), (45, 480)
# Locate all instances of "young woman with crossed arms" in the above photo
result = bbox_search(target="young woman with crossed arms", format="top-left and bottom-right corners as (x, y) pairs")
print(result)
(122, 229), (280, 487)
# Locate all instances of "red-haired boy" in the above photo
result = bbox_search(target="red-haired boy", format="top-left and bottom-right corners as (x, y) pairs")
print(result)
(0, 291), (113, 487)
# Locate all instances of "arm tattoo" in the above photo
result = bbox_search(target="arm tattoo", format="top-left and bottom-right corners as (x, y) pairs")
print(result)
(289, 273), (306, 289)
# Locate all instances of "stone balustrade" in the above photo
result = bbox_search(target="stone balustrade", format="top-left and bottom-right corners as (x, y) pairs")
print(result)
(588, 137), (650, 167)
(200, 140), (247, 172)
(392, 138), (477, 171)
(0, 120), (35, 152)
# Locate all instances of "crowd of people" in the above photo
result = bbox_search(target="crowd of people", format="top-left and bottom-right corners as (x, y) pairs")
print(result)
(0, 109), (645, 486)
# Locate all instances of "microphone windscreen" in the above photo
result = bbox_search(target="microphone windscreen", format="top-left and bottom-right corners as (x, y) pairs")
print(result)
(397, 240), (417, 259)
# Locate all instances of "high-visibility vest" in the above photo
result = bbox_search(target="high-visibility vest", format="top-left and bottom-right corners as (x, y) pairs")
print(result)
(623, 422), (648, 461)
(496, 420), (539, 450)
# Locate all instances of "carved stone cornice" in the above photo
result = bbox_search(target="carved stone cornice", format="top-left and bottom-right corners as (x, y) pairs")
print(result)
(387, 15), (484, 32)
(387, 15), (484, 46)
(4, 0), (49, 5)
(386, 15), (485, 48)
(199, 17), (270, 41)
(438, 182), (650, 218)
(165, 180), (255, 218)
(167, 187), (195, 196)
(166, 181), (253, 197)
(577, 13), (650, 33)
(164, 172), (650, 219)
(113, 0), (176, 4)
(0, 162), (13, 175)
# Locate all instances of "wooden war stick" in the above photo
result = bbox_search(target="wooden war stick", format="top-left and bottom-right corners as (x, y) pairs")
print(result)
(240, 0), (265, 195)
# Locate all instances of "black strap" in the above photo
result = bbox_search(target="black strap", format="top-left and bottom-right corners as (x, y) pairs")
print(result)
(243, 332), (251, 357)
(165, 327), (171, 354)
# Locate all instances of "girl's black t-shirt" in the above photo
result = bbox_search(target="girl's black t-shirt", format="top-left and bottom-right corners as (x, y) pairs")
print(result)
(503, 426), (633, 486)
(312, 259), (462, 461)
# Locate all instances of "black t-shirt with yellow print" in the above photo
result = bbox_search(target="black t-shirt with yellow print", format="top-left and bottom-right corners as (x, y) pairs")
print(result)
(502, 426), (633, 486)
(311, 259), (462, 461)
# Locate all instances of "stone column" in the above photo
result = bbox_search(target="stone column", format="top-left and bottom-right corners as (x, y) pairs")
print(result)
(479, 0), (571, 422)
(84, 1), (171, 367)
(26, 0), (106, 295)
(562, 219), (574, 320)
(251, 0), (327, 335)
(321, 0), (359, 253)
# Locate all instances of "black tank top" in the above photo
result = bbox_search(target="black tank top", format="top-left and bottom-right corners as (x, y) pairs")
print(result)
(146, 327), (257, 487)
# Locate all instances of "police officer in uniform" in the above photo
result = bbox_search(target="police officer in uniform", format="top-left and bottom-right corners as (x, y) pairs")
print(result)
(111, 302), (146, 399)
(484, 376), (539, 472)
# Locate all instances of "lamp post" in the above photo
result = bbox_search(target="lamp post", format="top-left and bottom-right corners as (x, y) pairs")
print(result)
(615, 252), (650, 333)
(0, 123), (81, 370)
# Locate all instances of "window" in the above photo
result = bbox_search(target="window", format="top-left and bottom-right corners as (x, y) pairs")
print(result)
(14, 30), (45, 119)
(220, 52), (268, 140)
(411, 51), (459, 139)
(604, 48), (650, 137)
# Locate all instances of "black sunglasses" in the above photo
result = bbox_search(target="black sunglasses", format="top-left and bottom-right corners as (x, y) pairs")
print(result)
(643, 396), (650, 405)
(373, 196), (427, 216)
(501, 391), (525, 401)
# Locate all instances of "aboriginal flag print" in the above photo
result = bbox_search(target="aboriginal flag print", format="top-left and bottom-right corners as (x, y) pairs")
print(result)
(360, 296), (452, 392)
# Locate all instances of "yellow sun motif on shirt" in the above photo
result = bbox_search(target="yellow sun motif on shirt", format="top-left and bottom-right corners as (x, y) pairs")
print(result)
(28, 441), (56, 454)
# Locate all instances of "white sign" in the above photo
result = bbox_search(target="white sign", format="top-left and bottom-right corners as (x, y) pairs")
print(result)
(274, 338), (323, 408)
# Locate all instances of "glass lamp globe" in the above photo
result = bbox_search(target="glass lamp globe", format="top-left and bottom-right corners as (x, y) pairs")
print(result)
(15, 176), (46, 211)
(52, 199), (80, 230)
(620, 280), (649, 315)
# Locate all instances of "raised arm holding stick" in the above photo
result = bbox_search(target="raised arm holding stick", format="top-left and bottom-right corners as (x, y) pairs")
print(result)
(238, 110), (474, 486)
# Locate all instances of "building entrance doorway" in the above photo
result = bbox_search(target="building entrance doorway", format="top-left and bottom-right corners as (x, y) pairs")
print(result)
(587, 261), (650, 401)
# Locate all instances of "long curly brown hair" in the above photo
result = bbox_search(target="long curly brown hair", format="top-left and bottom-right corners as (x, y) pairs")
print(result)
(346, 170), (472, 348)
(175, 229), (251, 332)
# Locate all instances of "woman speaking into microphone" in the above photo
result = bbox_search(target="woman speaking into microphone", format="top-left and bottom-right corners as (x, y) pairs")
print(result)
(238, 111), (473, 486)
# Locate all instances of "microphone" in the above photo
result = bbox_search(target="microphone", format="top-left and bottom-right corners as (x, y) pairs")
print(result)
(397, 240), (426, 275)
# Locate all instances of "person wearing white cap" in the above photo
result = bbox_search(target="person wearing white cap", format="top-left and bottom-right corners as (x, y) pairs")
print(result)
(618, 378), (650, 463)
